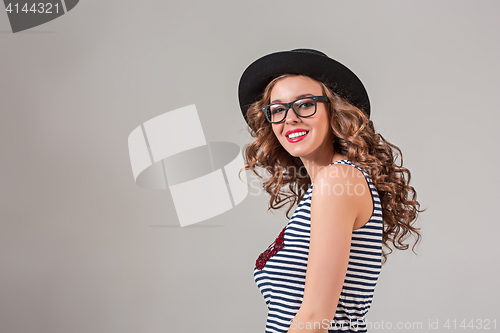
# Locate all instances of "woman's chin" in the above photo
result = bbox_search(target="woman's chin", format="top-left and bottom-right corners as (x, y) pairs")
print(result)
(284, 148), (306, 158)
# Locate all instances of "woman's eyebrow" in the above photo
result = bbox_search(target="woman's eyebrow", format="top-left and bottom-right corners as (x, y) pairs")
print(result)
(271, 93), (314, 104)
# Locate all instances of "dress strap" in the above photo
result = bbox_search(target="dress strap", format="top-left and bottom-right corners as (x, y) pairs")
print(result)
(329, 159), (350, 166)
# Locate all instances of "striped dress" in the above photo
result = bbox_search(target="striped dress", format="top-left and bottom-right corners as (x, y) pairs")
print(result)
(254, 159), (383, 332)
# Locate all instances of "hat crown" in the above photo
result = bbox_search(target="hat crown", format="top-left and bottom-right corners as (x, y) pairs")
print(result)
(290, 49), (328, 57)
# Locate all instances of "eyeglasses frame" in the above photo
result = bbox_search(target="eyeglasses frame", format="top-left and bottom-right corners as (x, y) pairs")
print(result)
(261, 95), (329, 124)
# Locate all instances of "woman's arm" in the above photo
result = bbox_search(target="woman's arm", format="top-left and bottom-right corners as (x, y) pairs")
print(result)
(287, 164), (366, 333)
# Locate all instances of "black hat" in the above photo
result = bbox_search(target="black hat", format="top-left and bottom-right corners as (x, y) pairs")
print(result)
(238, 48), (371, 123)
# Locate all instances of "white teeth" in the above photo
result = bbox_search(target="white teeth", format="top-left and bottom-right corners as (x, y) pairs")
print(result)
(287, 131), (308, 139)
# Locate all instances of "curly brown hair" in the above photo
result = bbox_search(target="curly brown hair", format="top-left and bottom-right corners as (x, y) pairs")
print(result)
(238, 74), (424, 264)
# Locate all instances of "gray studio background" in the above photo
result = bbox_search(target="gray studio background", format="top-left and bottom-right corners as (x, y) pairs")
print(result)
(1, 1), (499, 332)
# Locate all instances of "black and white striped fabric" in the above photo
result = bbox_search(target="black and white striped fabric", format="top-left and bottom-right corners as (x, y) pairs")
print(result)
(254, 159), (383, 333)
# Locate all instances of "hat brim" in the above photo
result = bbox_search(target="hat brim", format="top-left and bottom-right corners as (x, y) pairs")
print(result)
(238, 50), (370, 123)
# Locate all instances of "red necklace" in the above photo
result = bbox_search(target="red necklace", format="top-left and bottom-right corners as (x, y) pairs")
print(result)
(255, 225), (287, 270)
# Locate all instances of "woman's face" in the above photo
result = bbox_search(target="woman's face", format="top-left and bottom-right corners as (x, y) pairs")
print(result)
(270, 75), (334, 162)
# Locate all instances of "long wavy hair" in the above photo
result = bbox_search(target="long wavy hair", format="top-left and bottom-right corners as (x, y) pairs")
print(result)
(238, 74), (424, 264)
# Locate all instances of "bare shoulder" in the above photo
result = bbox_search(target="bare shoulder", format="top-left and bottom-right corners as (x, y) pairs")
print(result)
(312, 163), (373, 230)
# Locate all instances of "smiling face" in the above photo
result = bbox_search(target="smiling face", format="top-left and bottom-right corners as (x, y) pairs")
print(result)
(270, 75), (335, 164)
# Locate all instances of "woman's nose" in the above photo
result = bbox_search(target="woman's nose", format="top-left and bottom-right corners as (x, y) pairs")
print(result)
(285, 107), (300, 123)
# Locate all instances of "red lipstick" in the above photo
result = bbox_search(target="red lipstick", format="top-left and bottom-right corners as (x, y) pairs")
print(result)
(285, 128), (309, 143)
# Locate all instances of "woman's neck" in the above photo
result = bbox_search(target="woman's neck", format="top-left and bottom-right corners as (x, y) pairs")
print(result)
(301, 151), (348, 184)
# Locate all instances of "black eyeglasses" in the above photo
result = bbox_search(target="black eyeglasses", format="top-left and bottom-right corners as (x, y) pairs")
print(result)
(261, 96), (329, 124)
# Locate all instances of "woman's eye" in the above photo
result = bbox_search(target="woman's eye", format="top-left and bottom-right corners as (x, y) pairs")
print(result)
(272, 106), (285, 114)
(298, 101), (314, 108)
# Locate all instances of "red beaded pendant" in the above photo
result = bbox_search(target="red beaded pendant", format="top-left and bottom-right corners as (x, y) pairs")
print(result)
(255, 225), (287, 270)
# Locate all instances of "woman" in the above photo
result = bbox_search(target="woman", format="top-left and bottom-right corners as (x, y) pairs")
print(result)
(238, 49), (423, 333)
